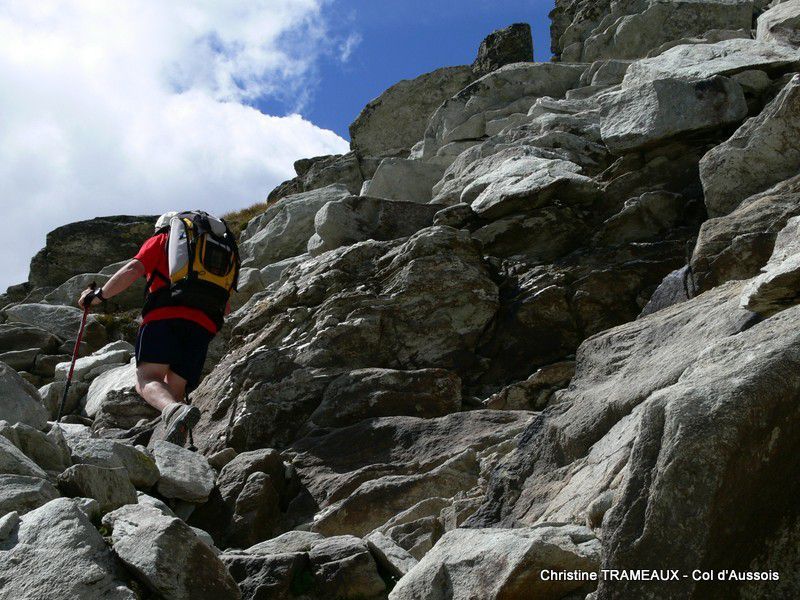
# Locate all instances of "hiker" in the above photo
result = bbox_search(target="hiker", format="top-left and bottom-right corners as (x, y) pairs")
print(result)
(78, 211), (240, 445)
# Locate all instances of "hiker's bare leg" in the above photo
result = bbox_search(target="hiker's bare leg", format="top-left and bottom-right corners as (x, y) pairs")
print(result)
(136, 362), (180, 412)
(165, 369), (188, 404)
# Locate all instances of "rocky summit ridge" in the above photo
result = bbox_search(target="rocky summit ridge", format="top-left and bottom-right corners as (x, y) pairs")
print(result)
(1, 6), (800, 599)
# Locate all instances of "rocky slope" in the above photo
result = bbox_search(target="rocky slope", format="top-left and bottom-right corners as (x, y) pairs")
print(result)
(2, 8), (800, 599)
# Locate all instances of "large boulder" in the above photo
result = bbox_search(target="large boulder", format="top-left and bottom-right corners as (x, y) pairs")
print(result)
(0, 474), (60, 516)
(349, 66), (476, 158)
(153, 441), (215, 503)
(266, 152), (375, 204)
(1, 421), (71, 473)
(57, 464), (137, 514)
(28, 215), (156, 288)
(66, 436), (159, 488)
(0, 323), (60, 354)
(740, 216), (800, 315)
(690, 174), (800, 292)
(0, 430), (47, 478)
(0, 498), (135, 599)
(0, 362), (48, 429)
(103, 503), (240, 600)
(43, 272), (144, 311)
(239, 184), (351, 269)
(192, 227), (500, 454)
(700, 74), (800, 217)
(54, 340), (134, 383)
(307, 195), (444, 257)
(599, 76), (747, 154)
(363, 158), (446, 203)
(4, 303), (107, 351)
(85, 361), (159, 432)
(472, 23), (534, 76)
(389, 525), (601, 600)
(757, 0), (800, 49)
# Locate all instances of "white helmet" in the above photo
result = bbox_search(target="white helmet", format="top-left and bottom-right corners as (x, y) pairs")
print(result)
(155, 211), (178, 231)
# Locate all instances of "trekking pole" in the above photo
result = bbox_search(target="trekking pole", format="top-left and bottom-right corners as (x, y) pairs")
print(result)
(185, 391), (197, 452)
(56, 282), (96, 422)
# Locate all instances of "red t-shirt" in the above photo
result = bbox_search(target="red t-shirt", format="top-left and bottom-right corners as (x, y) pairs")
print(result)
(134, 233), (218, 334)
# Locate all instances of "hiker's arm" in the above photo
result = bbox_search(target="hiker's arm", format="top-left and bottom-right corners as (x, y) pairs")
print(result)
(78, 259), (145, 307)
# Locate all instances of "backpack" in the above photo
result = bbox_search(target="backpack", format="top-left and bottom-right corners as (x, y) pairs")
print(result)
(142, 210), (240, 328)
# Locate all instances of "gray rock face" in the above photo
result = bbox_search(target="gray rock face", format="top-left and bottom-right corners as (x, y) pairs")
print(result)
(193, 227), (500, 454)
(57, 464), (137, 514)
(308, 368), (461, 428)
(0, 362), (48, 429)
(54, 340), (133, 383)
(67, 437), (159, 488)
(690, 174), (800, 292)
(600, 76), (747, 154)
(363, 158), (446, 203)
(472, 23), (534, 76)
(740, 216), (800, 315)
(153, 441), (215, 503)
(239, 184), (351, 269)
(757, 0), (800, 48)
(0, 474), (60, 516)
(0, 434), (47, 478)
(103, 503), (240, 600)
(422, 62), (585, 159)
(365, 531), (418, 578)
(308, 195), (444, 257)
(0, 323), (60, 354)
(267, 152), (375, 204)
(44, 271), (143, 311)
(350, 66), (476, 158)
(27, 215), (156, 287)
(85, 360), (159, 432)
(307, 535), (386, 599)
(0, 498), (135, 599)
(701, 74), (800, 217)
(571, 0), (753, 63)
(622, 38), (800, 87)
(4, 303), (107, 352)
(390, 525), (601, 600)
(1, 421), (71, 473)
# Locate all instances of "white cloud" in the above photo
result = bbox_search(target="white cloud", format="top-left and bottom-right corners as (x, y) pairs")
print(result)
(0, 0), (351, 291)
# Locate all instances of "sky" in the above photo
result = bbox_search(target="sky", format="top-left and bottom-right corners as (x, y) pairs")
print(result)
(0, 0), (554, 291)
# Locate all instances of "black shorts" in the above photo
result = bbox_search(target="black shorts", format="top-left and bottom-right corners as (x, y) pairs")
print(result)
(135, 319), (214, 392)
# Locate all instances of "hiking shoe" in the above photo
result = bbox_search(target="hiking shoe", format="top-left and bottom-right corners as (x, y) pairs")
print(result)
(163, 403), (201, 446)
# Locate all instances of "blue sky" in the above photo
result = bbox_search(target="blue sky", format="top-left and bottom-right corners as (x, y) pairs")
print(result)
(0, 0), (554, 290)
(260, 0), (555, 139)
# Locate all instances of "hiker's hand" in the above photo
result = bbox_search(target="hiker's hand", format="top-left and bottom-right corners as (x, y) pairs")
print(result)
(78, 287), (101, 309)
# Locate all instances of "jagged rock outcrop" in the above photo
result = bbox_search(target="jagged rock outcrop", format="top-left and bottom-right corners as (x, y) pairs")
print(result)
(472, 23), (534, 76)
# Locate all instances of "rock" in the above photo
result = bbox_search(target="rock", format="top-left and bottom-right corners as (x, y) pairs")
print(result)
(599, 76), (747, 154)
(222, 550), (309, 600)
(193, 228), (501, 454)
(32, 352), (71, 377)
(757, 0), (800, 49)
(389, 525), (601, 600)
(622, 39), (800, 87)
(247, 530), (325, 555)
(230, 267), (263, 310)
(422, 62), (585, 159)
(43, 272), (143, 311)
(383, 515), (444, 560)
(86, 361), (159, 432)
(27, 215), (156, 288)
(192, 448), (288, 548)
(103, 503), (240, 600)
(701, 74), (800, 217)
(0, 347), (39, 371)
(266, 152), (377, 204)
(596, 191), (687, 246)
(54, 341), (133, 382)
(485, 361), (575, 410)
(740, 216), (800, 315)
(208, 447), (237, 470)
(577, 0), (753, 62)
(365, 531), (418, 577)
(307, 535), (386, 599)
(3, 421), (71, 473)
(308, 368), (461, 428)
(0, 322), (60, 353)
(690, 174), (800, 292)
(39, 379), (88, 419)
(239, 184), (351, 269)
(57, 464), (137, 514)
(0, 361), (48, 429)
(66, 437), (159, 488)
(0, 474), (60, 516)
(4, 303), (106, 351)
(153, 441), (215, 503)
(258, 253), (309, 288)
(0, 510), (19, 539)
(363, 158), (446, 203)
(350, 66), (476, 158)
(639, 265), (693, 317)
(0, 434), (47, 478)
(308, 195), (444, 257)
(473, 23), (533, 76)
(0, 498), (135, 599)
